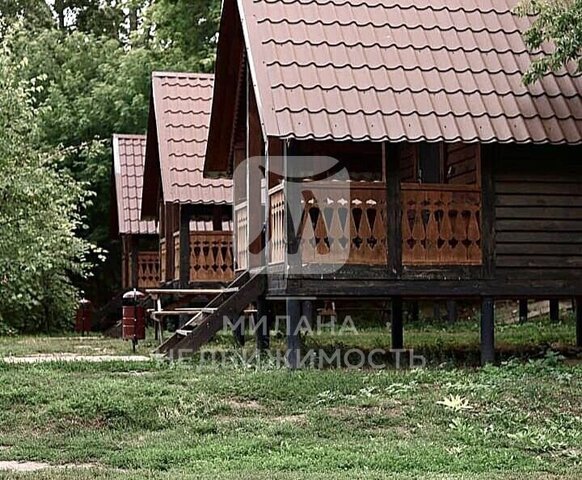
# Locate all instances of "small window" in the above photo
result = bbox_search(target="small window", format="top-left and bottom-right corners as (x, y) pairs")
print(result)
(418, 143), (443, 183)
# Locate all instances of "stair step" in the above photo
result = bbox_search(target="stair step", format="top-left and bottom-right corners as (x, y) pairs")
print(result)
(175, 329), (192, 337)
(154, 272), (259, 357)
(146, 287), (239, 295)
(199, 307), (218, 314)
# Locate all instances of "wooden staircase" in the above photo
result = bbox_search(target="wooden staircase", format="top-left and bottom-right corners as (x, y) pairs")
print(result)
(155, 272), (266, 359)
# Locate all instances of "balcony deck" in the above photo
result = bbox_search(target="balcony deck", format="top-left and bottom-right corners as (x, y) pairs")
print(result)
(267, 181), (482, 270)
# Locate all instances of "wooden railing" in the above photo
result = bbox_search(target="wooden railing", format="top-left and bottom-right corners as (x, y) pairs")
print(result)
(234, 202), (248, 270)
(291, 182), (388, 265)
(401, 184), (482, 265)
(173, 231), (180, 282)
(269, 184), (286, 264)
(189, 232), (234, 282)
(300, 183), (387, 265)
(160, 238), (167, 282)
(136, 251), (160, 289)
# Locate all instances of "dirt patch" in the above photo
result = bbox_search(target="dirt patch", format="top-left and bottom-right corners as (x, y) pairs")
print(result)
(270, 414), (308, 425)
(0, 461), (50, 472)
(224, 398), (264, 412)
(0, 354), (151, 364)
(0, 461), (98, 472)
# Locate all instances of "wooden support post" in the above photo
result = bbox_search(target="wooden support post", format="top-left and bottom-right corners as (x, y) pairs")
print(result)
(386, 144), (402, 277)
(212, 206), (223, 232)
(433, 302), (441, 322)
(247, 73), (264, 269)
(576, 297), (582, 348)
(130, 236), (139, 289)
(302, 300), (313, 331)
(233, 314), (245, 347)
(179, 207), (191, 289)
(178, 207), (191, 329)
(286, 298), (301, 369)
(163, 202), (174, 284)
(519, 299), (528, 323)
(391, 296), (404, 350)
(480, 297), (495, 365)
(549, 299), (560, 323)
(447, 300), (457, 325)
(481, 145), (496, 279)
(255, 296), (270, 351)
(409, 301), (419, 322)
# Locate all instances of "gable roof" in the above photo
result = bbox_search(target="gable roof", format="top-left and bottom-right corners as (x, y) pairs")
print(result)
(112, 134), (157, 236)
(206, 0), (582, 174)
(142, 72), (232, 217)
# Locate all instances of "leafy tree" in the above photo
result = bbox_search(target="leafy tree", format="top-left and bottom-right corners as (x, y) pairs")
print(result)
(49, 0), (150, 41)
(517, 0), (582, 84)
(0, 0), (53, 32)
(0, 39), (96, 333)
(144, 0), (221, 71)
(0, 0), (221, 318)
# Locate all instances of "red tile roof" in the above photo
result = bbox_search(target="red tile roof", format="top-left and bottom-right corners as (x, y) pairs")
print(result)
(112, 134), (157, 235)
(230, 0), (582, 144)
(142, 72), (232, 216)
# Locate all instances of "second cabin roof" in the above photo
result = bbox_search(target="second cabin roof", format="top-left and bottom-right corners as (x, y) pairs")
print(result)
(112, 134), (157, 236)
(142, 71), (232, 218)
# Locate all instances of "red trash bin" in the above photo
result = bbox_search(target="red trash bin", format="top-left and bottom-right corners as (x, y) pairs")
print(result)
(75, 299), (92, 334)
(122, 290), (146, 351)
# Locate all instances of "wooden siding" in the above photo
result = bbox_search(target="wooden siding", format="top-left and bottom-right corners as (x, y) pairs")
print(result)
(444, 143), (479, 185)
(398, 143), (479, 185)
(495, 145), (582, 279)
(399, 144), (416, 182)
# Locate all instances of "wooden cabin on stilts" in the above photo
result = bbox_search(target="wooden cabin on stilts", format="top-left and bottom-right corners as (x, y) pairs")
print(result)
(140, 72), (235, 335)
(157, 0), (582, 365)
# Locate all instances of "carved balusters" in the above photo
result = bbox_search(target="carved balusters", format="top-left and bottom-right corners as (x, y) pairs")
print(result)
(160, 239), (167, 281)
(235, 204), (248, 271)
(173, 234), (180, 281)
(136, 252), (160, 289)
(401, 186), (482, 265)
(467, 205), (481, 263)
(269, 188), (285, 264)
(294, 184), (388, 266)
(188, 233), (235, 282)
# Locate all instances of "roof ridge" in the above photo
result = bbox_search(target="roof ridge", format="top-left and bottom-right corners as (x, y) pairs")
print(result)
(113, 133), (147, 140)
(153, 71), (215, 80)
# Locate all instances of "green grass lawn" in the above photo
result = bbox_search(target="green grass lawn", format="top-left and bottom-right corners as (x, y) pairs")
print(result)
(0, 315), (577, 364)
(0, 318), (580, 479)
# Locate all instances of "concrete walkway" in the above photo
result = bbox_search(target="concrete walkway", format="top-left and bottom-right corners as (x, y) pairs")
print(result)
(0, 353), (152, 364)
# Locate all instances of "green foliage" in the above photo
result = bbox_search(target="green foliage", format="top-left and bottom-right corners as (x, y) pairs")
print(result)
(0, 40), (97, 333)
(517, 0), (582, 84)
(0, 0), (53, 33)
(0, 0), (221, 315)
(144, 0), (221, 72)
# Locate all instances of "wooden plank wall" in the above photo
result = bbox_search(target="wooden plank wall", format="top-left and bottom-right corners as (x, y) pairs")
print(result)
(399, 144), (416, 182)
(445, 144), (479, 185)
(495, 145), (582, 279)
(398, 143), (478, 185)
